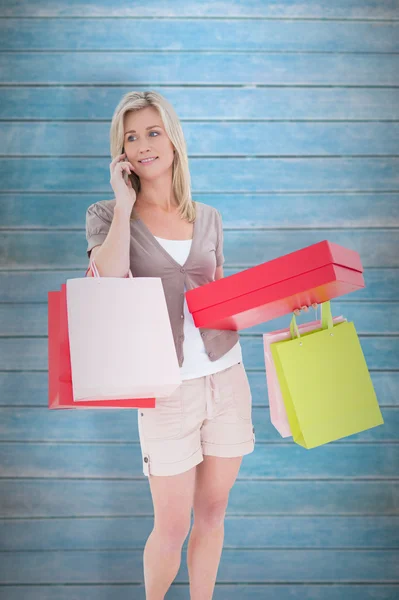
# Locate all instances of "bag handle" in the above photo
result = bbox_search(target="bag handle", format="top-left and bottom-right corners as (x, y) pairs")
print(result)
(85, 258), (133, 279)
(289, 300), (333, 340)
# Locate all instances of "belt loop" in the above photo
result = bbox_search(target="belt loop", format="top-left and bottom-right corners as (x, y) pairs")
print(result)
(206, 373), (213, 418)
(210, 373), (220, 404)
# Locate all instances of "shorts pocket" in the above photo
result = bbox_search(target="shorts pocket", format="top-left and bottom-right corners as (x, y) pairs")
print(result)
(233, 363), (252, 421)
(139, 386), (184, 440)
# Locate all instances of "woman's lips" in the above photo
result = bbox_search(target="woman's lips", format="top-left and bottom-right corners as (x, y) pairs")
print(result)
(138, 157), (158, 166)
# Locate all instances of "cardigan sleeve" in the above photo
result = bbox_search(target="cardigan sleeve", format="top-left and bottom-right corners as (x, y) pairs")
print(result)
(215, 209), (225, 267)
(85, 202), (111, 258)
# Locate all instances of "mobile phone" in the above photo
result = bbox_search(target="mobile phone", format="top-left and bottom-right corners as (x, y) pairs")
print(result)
(121, 146), (130, 184)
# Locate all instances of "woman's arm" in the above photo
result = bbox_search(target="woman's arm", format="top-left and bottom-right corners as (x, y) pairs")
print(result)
(215, 265), (224, 280)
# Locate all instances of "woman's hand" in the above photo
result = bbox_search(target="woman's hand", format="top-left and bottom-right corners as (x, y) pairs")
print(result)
(110, 152), (137, 214)
(293, 302), (318, 316)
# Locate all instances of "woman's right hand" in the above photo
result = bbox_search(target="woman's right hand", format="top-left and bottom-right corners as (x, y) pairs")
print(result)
(110, 152), (137, 214)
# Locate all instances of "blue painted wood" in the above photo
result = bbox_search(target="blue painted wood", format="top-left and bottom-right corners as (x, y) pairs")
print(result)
(1, 193), (398, 228)
(0, 404), (395, 443)
(1, 371), (397, 408)
(0, 336), (397, 370)
(0, 479), (398, 516)
(0, 301), (397, 336)
(1, 0), (398, 19)
(0, 0), (398, 597)
(1, 229), (398, 269)
(0, 406), (396, 442)
(0, 268), (397, 301)
(0, 548), (398, 584)
(0, 515), (398, 551)
(2, 158), (398, 193)
(2, 122), (399, 155)
(0, 585), (398, 600)
(1, 88), (398, 120)
(0, 443), (397, 478)
(1, 19), (398, 52)
(1, 53), (398, 85)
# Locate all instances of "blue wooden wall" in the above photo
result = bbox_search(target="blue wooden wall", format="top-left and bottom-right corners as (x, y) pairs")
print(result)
(0, 0), (398, 598)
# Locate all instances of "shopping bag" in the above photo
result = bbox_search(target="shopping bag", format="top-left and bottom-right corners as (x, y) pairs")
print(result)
(270, 301), (384, 449)
(48, 286), (156, 410)
(186, 239), (364, 330)
(66, 258), (182, 402)
(263, 311), (347, 437)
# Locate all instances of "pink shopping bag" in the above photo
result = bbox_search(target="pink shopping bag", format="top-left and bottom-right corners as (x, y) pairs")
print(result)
(66, 258), (182, 402)
(263, 312), (346, 437)
(48, 285), (156, 410)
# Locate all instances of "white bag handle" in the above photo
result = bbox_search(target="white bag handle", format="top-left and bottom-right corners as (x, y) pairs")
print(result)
(86, 258), (134, 279)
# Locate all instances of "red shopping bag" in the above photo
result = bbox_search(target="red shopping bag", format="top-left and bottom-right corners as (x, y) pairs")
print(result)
(48, 285), (156, 410)
(186, 240), (364, 330)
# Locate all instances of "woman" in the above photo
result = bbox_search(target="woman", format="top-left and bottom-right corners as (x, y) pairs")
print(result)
(85, 90), (255, 599)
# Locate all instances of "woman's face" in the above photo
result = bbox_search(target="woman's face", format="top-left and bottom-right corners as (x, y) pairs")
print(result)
(123, 106), (175, 180)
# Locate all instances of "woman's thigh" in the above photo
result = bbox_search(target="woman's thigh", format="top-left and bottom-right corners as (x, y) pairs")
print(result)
(148, 463), (197, 542)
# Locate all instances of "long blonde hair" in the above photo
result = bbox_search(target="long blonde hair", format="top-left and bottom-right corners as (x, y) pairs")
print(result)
(109, 90), (196, 222)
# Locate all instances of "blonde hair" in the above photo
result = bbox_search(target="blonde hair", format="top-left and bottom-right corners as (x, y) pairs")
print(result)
(109, 90), (196, 222)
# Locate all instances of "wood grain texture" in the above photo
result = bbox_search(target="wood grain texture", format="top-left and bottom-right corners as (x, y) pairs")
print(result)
(0, 0), (398, 598)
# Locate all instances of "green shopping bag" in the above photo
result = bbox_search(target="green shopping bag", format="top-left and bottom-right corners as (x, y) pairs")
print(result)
(270, 301), (384, 449)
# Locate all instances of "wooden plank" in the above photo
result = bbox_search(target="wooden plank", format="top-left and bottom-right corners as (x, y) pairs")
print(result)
(0, 229), (397, 268)
(1, 479), (397, 516)
(0, 2), (397, 598)
(0, 335), (396, 371)
(0, 406), (394, 442)
(1, 53), (398, 85)
(1, 371), (397, 408)
(1, 584), (399, 600)
(3, 122), (399, 156)
(1, 88), (398, 120)
(0, 301), (397, 336)
(1, 194), (398, 229)
(0, 548), (398, 584)
(1, 158), (398, 193)
(0, 584), (398, 600)
(0, 443), (397, 478)
(0, 516), (398, 551)
(1, 19), (397, 52)
(1, 0), (398, 19)
(0, 268), (397, 302)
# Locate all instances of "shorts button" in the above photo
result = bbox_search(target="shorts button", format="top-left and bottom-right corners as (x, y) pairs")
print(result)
(208, 352), (214, 357)
(201, 332), (205, 338)
(144, 457), (149, 463)
(141, 412), (144, 416)
(180, 268), (185, 273)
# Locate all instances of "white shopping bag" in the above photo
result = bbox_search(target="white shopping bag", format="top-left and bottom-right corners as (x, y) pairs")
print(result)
(67, 259), (182, 402)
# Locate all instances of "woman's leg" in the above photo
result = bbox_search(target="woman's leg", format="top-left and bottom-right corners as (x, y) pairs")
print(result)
(143, 464), (196, 599)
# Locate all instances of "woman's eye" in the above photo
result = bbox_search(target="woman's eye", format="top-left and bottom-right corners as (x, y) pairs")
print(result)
(127, 131), (159, 142)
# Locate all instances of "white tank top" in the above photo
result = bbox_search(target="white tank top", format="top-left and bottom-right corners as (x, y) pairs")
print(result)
(154, 236), (242, 380)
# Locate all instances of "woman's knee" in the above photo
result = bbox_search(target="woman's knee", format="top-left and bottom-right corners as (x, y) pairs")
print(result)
(193, 499), (228, 533)
(153, 517), (191, 549)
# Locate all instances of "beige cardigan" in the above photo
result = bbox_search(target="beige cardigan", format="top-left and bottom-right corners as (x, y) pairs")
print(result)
(85, 199), (240, 367)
